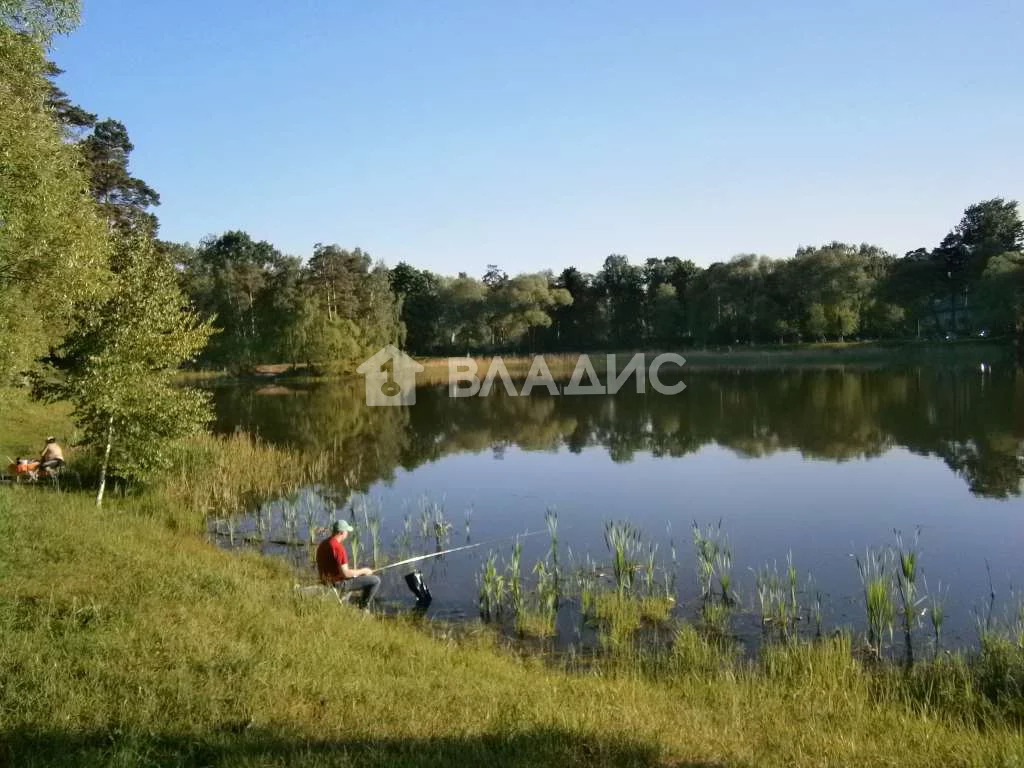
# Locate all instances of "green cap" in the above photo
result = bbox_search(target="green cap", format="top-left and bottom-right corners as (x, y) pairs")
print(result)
(331, 519), (354, 535)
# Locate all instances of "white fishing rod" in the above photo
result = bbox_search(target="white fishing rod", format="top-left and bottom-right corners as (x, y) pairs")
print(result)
(372, 529), (547, 574)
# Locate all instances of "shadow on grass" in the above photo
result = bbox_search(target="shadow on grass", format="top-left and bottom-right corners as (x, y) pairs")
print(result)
(0, 725), (727, 767)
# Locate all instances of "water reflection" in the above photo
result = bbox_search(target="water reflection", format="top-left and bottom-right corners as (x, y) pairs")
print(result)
(208, 367), (1024, 500)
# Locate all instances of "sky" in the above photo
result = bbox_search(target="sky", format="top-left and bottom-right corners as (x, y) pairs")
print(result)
(51, 0), (1024, 275)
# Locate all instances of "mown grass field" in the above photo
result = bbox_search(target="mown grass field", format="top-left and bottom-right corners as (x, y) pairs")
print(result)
(2, 391), (1023, 767)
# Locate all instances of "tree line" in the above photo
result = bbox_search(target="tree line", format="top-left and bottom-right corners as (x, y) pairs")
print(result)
(169, 198), (1023, 368)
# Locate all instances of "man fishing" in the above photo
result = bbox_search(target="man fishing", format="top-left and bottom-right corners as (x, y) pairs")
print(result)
(316, 519), (380, 611)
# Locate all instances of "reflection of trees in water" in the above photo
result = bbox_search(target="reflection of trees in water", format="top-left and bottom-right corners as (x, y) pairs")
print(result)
(209, 368), (1024, 500)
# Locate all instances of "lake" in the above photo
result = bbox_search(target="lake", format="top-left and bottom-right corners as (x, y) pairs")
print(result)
(206, 363), (1024, 650)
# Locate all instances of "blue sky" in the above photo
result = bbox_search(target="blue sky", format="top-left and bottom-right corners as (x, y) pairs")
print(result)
(52, 1), (1024, 275)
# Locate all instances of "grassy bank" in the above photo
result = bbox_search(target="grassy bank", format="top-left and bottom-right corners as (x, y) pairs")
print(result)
(2, 395), (1024, 766)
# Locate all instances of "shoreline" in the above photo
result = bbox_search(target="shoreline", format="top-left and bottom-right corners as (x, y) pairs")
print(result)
(177, 338), (1016, 385)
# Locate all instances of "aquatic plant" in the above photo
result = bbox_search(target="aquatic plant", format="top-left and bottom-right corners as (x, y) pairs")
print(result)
(925, 578), (948, 658)
(577, 556), (600, 618)
(368, 512), (383, 569)
(430, 502), (453, 550)
(806, 574), (824, 639)
(642, 543), (658, 596)
(545, 507), (559, 573)
(604, 520), (642, 594)
(479, 551), (505, 621)
(786, 550), (798, 618)
(638, 594), (675, 623)
(534, 558), (559, 618)
(396, 514), (413, 560)
(894, 528), (925, 667)
(464, 504), (473, 543)
(855, 547), (894, 658)
(593, 592), (641, 652)
(417, 497), (432, 543)
(692, 521), (726, 602)
(754, 561), (793, 642)
(508, 539), (523, 616)
(701, 597), (731, 637)
(348, 512), (361, 567)
(715, 548), (734, 606)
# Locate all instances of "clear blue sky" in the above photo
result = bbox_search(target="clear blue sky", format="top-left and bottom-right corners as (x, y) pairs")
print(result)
(52, 0), (1024, 275)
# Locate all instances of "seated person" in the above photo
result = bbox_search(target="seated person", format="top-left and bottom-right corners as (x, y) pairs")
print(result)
(315, 519), (380, 610)
(38, 437), (64, 475)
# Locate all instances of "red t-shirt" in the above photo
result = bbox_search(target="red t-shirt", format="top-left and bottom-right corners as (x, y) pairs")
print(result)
(316, 536), (348, 584)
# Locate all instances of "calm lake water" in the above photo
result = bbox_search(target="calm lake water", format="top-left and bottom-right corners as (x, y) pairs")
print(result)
(207, 364), (1024, 649)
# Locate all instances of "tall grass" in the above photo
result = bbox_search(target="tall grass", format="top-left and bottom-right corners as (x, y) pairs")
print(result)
(894, 528), (924, 668)
(604, 520), (641, 594)
(508, 539), (523, 616)
(159, 432), (308, 532)
(479, 550), (505, 621)
(927, 578), (948, 658)
(856, 547), (895, 659)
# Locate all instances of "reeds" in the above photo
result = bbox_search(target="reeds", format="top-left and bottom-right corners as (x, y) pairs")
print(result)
(508, 539), (523, 616)
(894, 528), (924, 668)
(479, 551), (505, 621)
(855, 547), (895, 659)
(925, 578), (947, 658)
(604, 520), (641, 594)
(163, 431), (308, 529)
(754, 561), (792, 641)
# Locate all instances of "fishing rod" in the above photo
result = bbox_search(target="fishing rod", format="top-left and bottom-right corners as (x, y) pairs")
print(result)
(372, 528), (547, 574)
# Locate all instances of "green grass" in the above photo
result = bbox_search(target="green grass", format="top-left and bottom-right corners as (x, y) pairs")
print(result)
(3, 391), (1024, 766)
(0, 389), (74, 462)
(515, 607), (557, 638)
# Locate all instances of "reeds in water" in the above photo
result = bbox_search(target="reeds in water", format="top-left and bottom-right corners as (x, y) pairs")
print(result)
(855, 547), (895, 659)
(894, 528), (924, 667)
(508, 539), (523, 616)
(479, 551), (505, 621)
(925, 578), (948, 658)
(604, 520), (641, 594)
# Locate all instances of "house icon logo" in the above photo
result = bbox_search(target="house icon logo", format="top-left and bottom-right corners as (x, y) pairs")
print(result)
(356, 345), (425, 406)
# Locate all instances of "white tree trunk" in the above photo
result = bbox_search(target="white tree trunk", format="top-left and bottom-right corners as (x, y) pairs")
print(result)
(96, 416), (114, 508)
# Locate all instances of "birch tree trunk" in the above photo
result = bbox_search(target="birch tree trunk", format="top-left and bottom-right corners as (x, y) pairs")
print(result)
(96, 415), (114, 508)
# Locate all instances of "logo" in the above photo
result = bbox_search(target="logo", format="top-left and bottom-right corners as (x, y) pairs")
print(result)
(356, 345), (425, 406)
(358, 347), (687, 406)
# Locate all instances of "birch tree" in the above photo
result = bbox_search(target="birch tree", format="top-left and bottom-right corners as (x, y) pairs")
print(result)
(46, 232), (212, 506)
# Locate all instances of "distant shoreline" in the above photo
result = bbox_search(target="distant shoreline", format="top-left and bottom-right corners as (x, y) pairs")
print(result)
(177, 337), (1015, 384)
